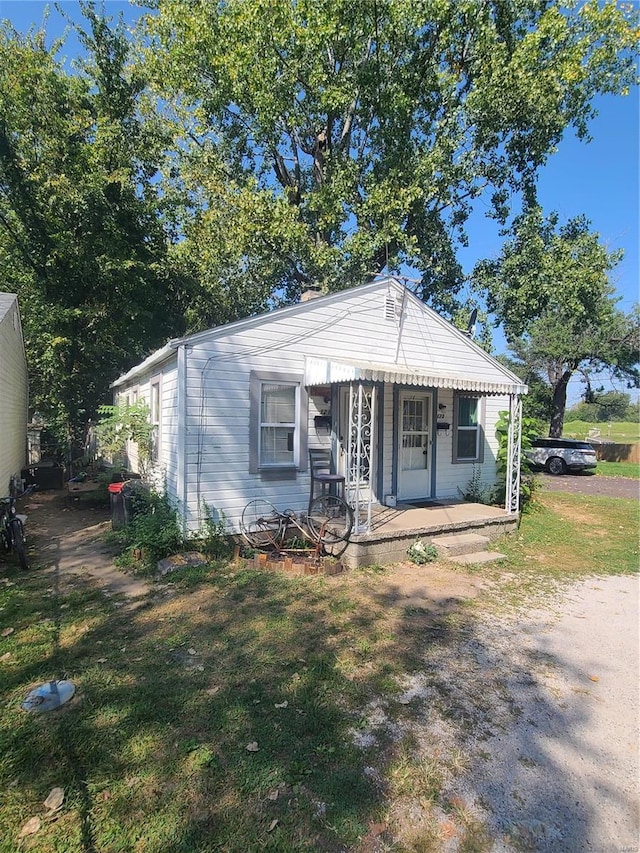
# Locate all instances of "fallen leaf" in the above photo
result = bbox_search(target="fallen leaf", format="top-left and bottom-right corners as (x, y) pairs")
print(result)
(246, 741), (259, 752)
(44, 787), (64, 812)
(18, 816), (41, 838)
(205, 686), (221, 696)
(267, 819), (278, 832)
(1, 627), (14, 637)
(267, 789), (279, 801)
(588, 675), (600, 683)
(1, 652), (11, 662)
(195, 665), (205, 672)
(274, 701), (288, 709)
(96, 658), (108, 664)
(187, 648), (197, 656)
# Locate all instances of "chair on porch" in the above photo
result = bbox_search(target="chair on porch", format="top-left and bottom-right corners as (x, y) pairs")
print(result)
(308, 448), (345, 508)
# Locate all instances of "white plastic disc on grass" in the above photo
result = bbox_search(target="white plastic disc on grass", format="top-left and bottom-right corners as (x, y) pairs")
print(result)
(21, 680), (76, 712)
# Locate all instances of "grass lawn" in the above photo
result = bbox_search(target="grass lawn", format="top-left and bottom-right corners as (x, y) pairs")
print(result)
(564, 420), (640, 443)
(0, 492), (637, 852)
(596, 460), (640, 479)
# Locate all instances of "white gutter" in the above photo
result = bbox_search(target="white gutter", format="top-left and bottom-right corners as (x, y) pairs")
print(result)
(111, 342), (178, 388)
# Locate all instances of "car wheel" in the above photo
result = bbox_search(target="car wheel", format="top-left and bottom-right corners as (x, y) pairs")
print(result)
(546, 456), (567, 476)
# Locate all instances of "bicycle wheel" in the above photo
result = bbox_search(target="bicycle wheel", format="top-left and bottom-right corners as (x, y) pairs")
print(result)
(307, 495), (354, 545)
(240, 499), (283, 549)
(10, 518), (28, 571)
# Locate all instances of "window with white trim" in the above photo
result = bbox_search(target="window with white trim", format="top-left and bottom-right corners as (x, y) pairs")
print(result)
(453, 395), (484, 463)
(260, 382), (298, 466)
(249, 371), (308, 474)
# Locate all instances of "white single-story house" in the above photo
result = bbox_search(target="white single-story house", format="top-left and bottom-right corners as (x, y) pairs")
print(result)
(111, 277), (527, 562)
(0, 293), (28, 495)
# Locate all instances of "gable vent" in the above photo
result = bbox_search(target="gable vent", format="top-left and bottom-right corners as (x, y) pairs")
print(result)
(384, 293), (401, 323)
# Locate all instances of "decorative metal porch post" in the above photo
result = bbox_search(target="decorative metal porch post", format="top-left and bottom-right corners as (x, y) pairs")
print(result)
(506, 394), (523, 514)
(346, 382), (376, 533)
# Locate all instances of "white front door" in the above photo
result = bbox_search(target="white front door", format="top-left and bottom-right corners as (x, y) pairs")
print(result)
(398, 392), (431, 501)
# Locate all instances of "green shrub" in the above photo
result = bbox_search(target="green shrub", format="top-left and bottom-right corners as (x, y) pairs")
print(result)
(197, 502), (234, 560)
(458, 465), (491, 504)
(113, 489), (184, 571)
(407, 540), (438, 564)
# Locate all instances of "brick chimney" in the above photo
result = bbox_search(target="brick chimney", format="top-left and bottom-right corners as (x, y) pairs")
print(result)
(300, 286), (322, 302)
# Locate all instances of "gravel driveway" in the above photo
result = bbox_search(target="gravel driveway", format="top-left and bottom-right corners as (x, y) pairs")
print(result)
(539, 472), (639, 500)
(417, 574), (640, 851)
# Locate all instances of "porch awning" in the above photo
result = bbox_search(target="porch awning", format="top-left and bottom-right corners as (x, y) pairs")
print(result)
(305, 356), (527, 396)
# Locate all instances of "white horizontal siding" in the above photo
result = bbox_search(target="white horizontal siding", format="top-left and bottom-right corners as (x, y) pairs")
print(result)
(115, 281), (522, 534)
(113, 357), (179, 503)
(181, 285), (521, 533)
(159, 365), (179, 499)
(434, 392), (506, 499)
(0, 300), (27, 493)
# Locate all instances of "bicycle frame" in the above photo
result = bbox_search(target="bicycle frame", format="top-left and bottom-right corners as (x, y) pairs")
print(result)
(240, 497), (353, 557)
(0, 485), (34, 571)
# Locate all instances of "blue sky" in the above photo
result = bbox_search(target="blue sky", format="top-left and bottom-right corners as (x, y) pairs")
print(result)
(2, 1), (638, 403)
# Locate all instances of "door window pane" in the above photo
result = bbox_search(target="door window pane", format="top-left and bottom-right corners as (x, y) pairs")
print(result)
(402, 399), (425, 432)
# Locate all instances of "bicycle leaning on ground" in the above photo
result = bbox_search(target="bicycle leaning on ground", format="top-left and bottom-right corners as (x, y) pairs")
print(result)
(0, 484), (35, 571)
(240, 494), (354, 555)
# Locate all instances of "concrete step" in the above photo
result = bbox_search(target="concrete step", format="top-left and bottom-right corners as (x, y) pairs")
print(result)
(431, 532), (491, 557)
(450, 551), (507, 565)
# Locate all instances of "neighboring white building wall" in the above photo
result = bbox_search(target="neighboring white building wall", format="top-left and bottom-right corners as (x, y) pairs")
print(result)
(0, 295), (27, 494)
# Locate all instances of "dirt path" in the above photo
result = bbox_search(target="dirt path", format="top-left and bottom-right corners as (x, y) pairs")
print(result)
(24, 490), (151, 602)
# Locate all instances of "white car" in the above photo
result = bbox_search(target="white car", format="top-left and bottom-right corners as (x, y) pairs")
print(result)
(525, 438), (598, 475)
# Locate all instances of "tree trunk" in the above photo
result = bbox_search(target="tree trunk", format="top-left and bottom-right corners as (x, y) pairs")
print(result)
(549, 371), (572, 437)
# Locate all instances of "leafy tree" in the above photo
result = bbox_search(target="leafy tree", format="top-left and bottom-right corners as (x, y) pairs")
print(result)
(565, 392), (632, 422)
(0, 5), (184, 448)
(512, 302), (638, 437)
(592, 390), (632, 422)
(564, 401), (599, 423)
(143, 0), (638, 315)
(96, 401), (154, 478)
(494, 353), (551, 424)
(626, 398), (640, 422)
(475, 208), (639, 436)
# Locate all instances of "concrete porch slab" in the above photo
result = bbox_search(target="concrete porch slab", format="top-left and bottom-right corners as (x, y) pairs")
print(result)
(341, 501), (517, 568)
